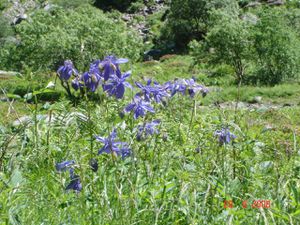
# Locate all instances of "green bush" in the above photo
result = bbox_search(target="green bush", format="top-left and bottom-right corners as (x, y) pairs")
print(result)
(190, 7), (300, 86)
(0, 0), (9, 11)
(0, 14), (14, 40)
(160, 0), (239, 51)
(195, 10), (252, 84)
(0, 5), (143, 71)
(252, 8), (300, 85)
(128, 1), (144, 13)
(50, 0), (93, 8)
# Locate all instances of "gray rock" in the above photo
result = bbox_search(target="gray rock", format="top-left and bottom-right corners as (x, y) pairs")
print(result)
(241, 13), (259, 25)
(254, 96), (262, 103)
(122, 14), (132, 22)
(245, 1), (262, 8)
(267, 0), (284, 6)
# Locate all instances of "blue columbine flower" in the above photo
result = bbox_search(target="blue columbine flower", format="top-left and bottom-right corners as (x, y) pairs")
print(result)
(56, 160), (82, 193)
(135, 79), (153, 102)
(102, 71), (132, 99)
(71, 77), (81, 91)
(168, 78), (208, 98)
(100, 55), (128, 81)
(90, 60), (102, 78)
(169, 79), (187, 97)
(135, 79), (169, 103)
(151, 81), (169, 103)
(57, 60), (78, 81)
(66, 168), (82, 193)
(214, 128), (236, 145)
(80, 70), (102, 92)
(124, 96), (155, 119)
(184, 78), (207, 98)
(56, 160), (75, 172)
(95, 129), (131, 159)
(136, 119), (161, 141)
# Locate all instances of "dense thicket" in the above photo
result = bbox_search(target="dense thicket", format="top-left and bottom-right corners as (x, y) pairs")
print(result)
(159, 0), (239, 51)
(252, 8), (300, 84)
(0, 5), (142, 71)
(190, 7), (300, 85)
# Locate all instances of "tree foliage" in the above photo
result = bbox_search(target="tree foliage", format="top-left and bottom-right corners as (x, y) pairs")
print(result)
(0, 5), (142, 71)
(161, 0), (239, 51)
(190, 7), (300, 85)
(252, 8), (300, 84)
(191, 10), (252, 82)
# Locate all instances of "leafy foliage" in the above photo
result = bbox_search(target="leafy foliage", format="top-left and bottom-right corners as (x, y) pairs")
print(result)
(190, 7), (300, 85)
(50, 0), (94, 8)
(0, 5), (142, 71)
(160, 0), (239, 51)
(191, 10), (252, 82)
(252, 8), (300, 85)
(0, 14), (14, 40)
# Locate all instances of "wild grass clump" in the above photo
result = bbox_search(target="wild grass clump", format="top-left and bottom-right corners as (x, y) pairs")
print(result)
(0, 55), (299, 224)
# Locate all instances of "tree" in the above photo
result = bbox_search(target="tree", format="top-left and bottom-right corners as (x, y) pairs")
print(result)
(252, 8), (300, 85)
(161, 0), (239, 51)
(202, 10), (252, 83)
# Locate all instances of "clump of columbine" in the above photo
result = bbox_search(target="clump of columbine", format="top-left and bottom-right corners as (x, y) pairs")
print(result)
(136, 119), (161, 141)
(135, 79), (169, 104)
(57, 55), (131, 99)
(124, 96), (155, 119)
(56, 160), (82, 193)
(214, 128), (236, 145)
(168, 78), (209, 98)
(95, 129), (131, 159)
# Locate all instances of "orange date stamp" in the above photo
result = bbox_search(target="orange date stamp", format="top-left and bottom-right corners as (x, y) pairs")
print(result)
(224, 200), (271, 209)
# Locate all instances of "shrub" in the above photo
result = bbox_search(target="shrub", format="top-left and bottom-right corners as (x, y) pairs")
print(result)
(252, 8), (300, 85)
(196, 10), (253, 84)
(1, 5), (142, 71)
(160, 0), (239, 51)
(0, 14), (14, 40)
(190, 7), (300, 86)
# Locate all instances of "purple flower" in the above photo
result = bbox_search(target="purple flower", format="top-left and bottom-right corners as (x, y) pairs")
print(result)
(80, 70), (102, 92)
(214, 128), (236, 145)
(168, 79), (208, 98)
(102, 71), (132, 99)
(100, 55), (128, 81)
(135, 79), (153, 101)
(136, 119), (160, 141)
(57, 60), (78, 81)
(56, 160), (75, 172)
(56, 160), (82, 193)
(184, 79), (207, 98)
(71, 77), (81, 91)
(169, 79), (187, 97)
(124, 96), (155, 119)
(90, 60), (102, 77)
(201, 87), (209, 97)
(135, 79), (169, 103)
(95, 129), (131, 159)
(66, 168), (82, 193)
(151, 82), (169, 103)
